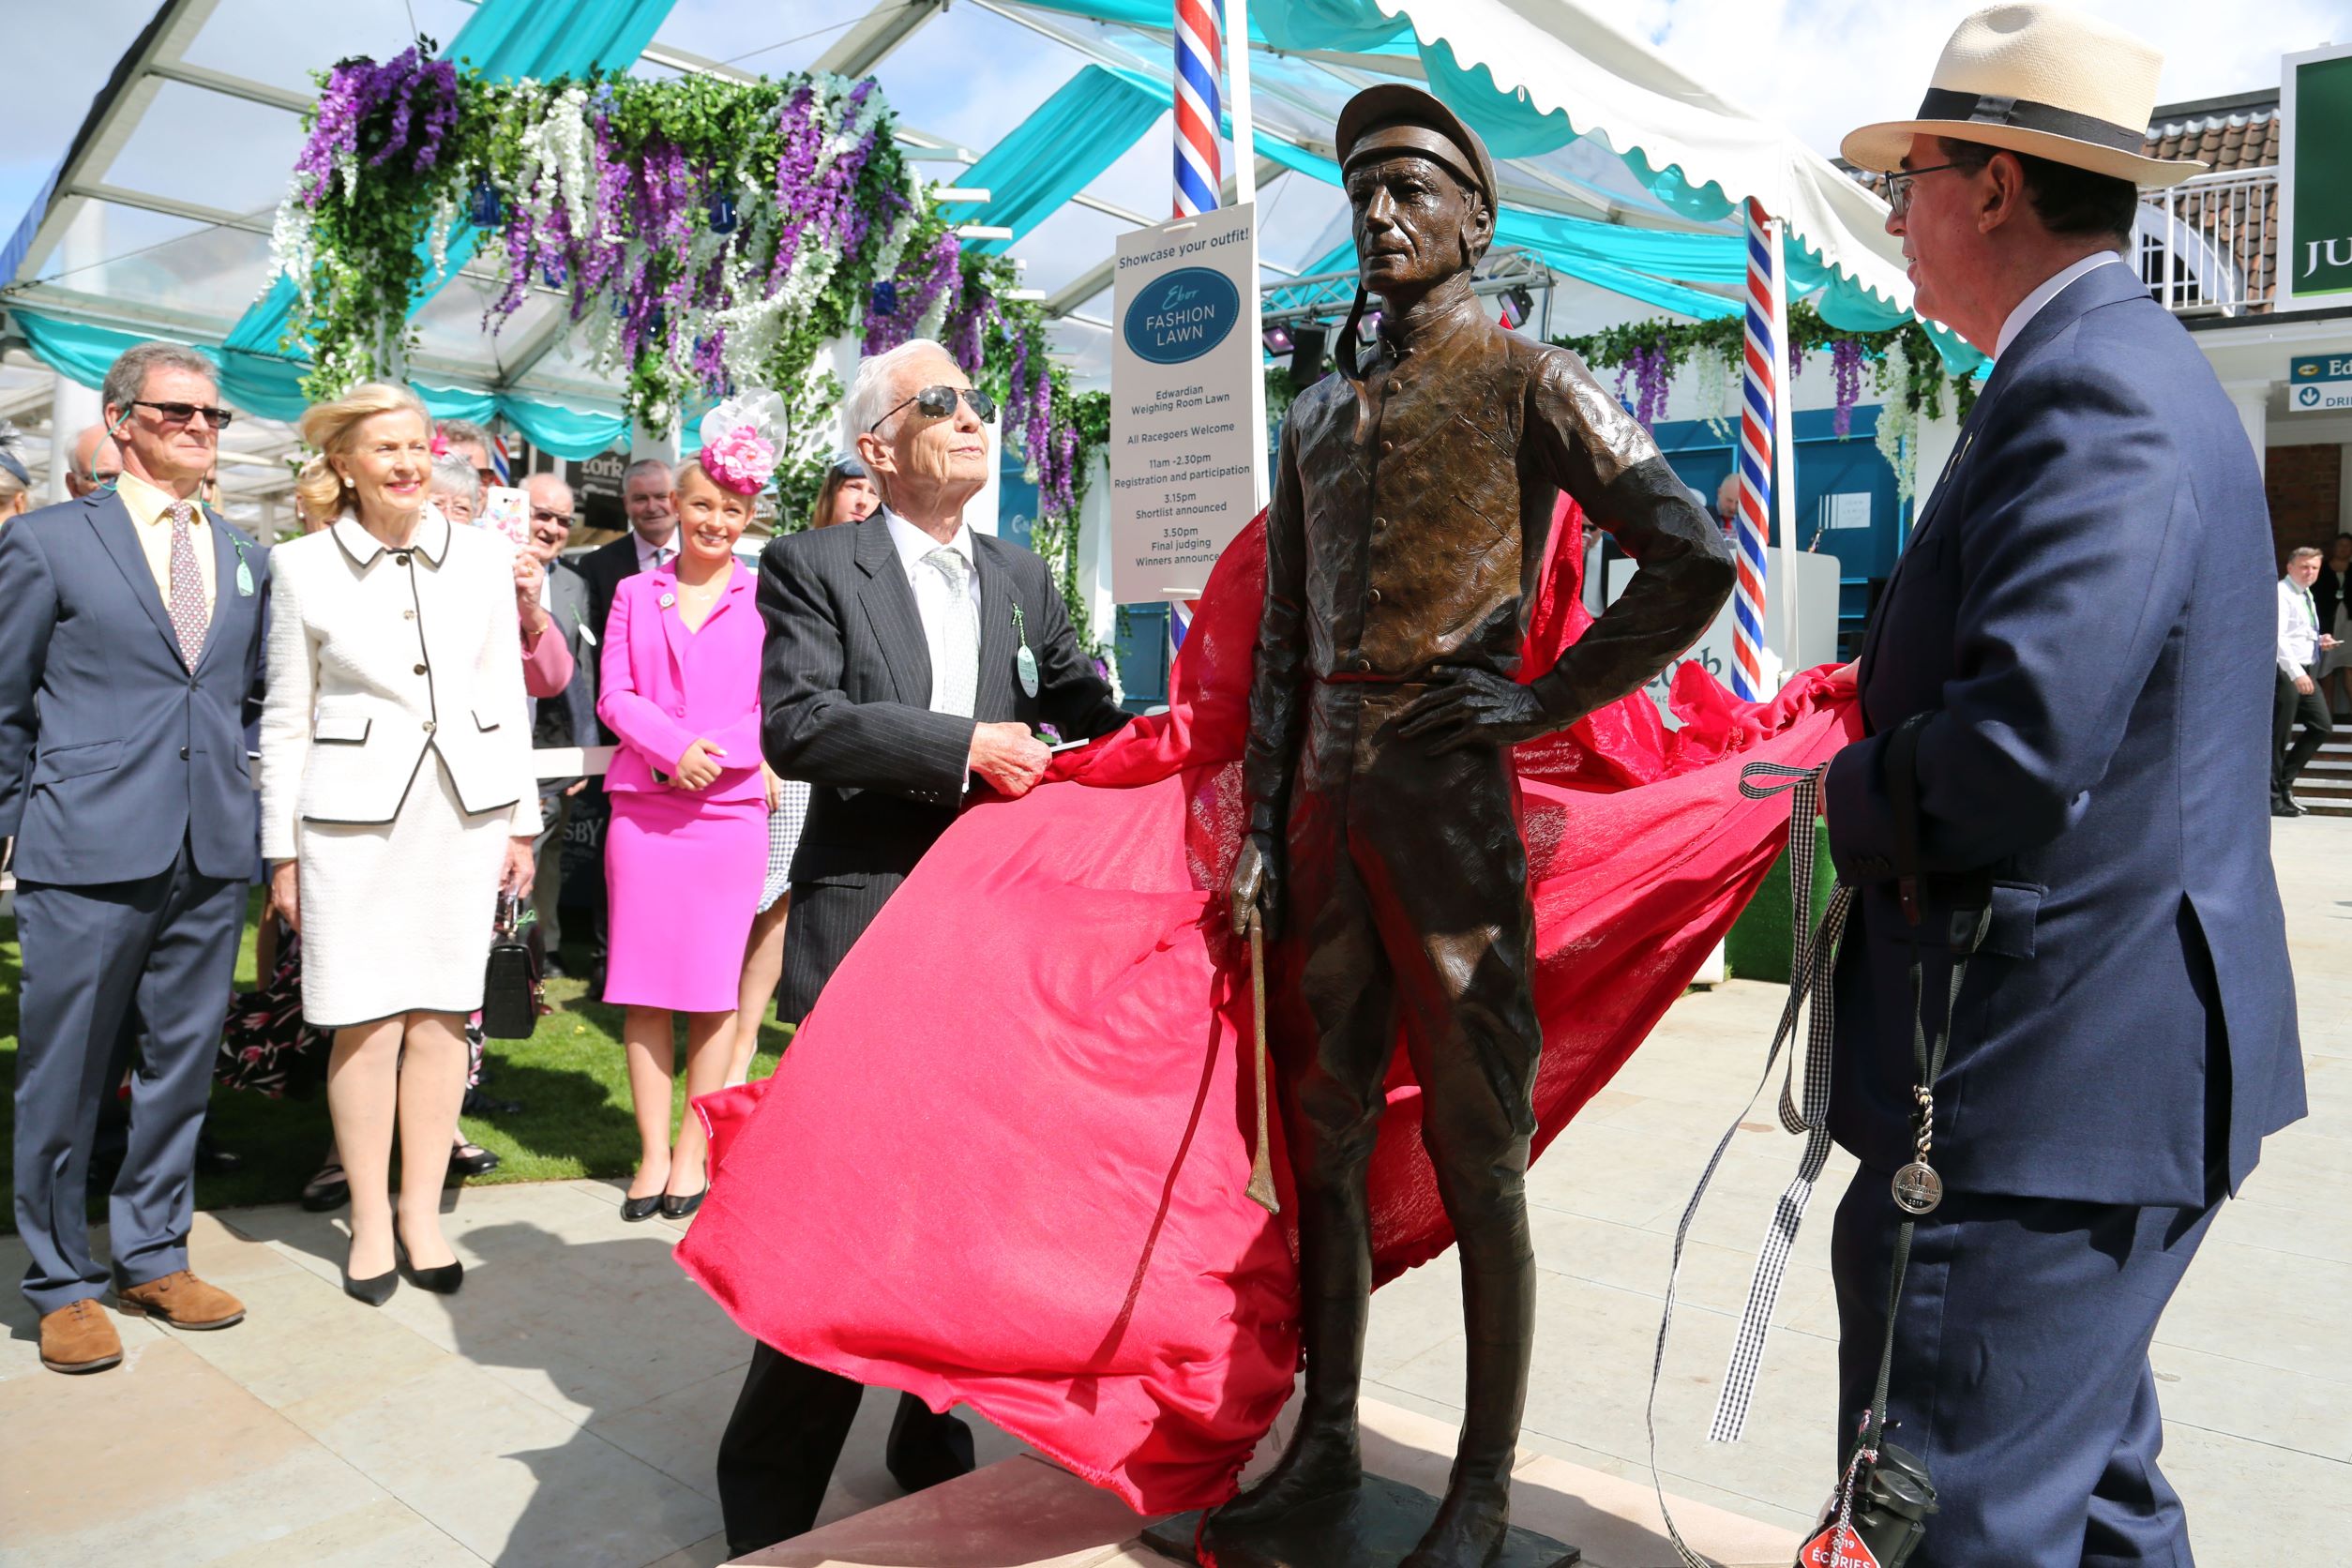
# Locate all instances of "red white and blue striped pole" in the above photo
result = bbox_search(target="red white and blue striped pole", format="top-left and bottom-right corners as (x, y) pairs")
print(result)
(1732, 196), (1777, 702)
(1172, 0), (1224, 219)
(1169, 0), (1223, 654)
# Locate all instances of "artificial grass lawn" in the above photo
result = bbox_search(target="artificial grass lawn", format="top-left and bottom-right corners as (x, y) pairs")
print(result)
(0, 889), (789, 1228)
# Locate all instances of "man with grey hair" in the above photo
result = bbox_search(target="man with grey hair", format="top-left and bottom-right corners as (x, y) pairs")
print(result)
(64, 423), (122, 498)
(0, 339), (267, 1373)
(576, 456), (678, 648)
(712, 336), (1131, 1555)
(2275, 544), (2337, 815)
(520, 469), (597, 963)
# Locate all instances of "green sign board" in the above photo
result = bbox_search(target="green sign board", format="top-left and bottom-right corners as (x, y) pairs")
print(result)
(2284, 43), (2352, 308)
(2289, 355), (2352, 413)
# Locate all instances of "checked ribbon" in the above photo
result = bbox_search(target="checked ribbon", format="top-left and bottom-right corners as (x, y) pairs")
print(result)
(1645, 759), (1851, 1568)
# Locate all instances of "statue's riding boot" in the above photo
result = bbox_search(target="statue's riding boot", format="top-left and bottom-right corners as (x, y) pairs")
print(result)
(1403, 1259), (1536, 1567)
(1210, 1167), (1376, 1530)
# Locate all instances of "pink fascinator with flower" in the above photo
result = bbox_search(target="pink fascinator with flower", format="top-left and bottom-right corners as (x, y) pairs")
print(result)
(698, 392), (784, 496)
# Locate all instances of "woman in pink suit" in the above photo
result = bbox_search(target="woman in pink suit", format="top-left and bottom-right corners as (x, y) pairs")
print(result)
(597, 411), (774, 1222)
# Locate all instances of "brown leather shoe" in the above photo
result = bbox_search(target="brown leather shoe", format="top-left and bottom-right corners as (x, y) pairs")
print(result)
(115, 1270), (245, 1330)
(38, 1299), (124, 1374)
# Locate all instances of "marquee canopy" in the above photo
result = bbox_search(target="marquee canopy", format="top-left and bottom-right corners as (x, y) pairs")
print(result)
(0, 0), (1960, 512)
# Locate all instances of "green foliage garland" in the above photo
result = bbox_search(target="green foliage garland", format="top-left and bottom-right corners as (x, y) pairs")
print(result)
(1552, 303), (1977, 422)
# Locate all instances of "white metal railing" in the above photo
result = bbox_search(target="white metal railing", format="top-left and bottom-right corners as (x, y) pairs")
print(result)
(2136, 167), (2277, 317)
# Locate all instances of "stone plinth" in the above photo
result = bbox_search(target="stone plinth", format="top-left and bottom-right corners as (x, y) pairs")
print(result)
(725, 1397), (1799, 1568)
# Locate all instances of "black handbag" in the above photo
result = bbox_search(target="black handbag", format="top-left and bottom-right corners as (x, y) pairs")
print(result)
(482, 892), (542, 1040)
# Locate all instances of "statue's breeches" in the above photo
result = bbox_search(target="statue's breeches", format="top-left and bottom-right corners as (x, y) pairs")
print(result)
(1276, 680), (1542, 1269)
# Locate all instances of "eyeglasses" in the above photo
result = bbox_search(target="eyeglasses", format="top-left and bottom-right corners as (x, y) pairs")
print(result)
(867, 384), (997, 433)
(132, 400), (234, 429)
(531, 506), (574, 525)
(1884, 163), (1967, 219)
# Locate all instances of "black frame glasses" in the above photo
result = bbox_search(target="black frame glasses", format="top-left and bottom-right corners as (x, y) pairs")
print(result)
(530, 506), (575, 526)
(1884, 163), (1967, 219)
(867, 384), (997, 432)
(131, 399), (234, 429)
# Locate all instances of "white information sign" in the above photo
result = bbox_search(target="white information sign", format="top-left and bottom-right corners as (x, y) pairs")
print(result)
(1109, 204), (1263, 601)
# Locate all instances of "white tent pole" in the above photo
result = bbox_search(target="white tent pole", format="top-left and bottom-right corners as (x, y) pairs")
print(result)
(1227, 0), (1269, 508)
(1227, 0), (1258, 211)
(1770, 213), (1800, 682)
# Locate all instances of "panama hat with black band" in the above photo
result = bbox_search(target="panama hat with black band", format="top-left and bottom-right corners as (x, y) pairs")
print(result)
(1843, 2), (2202, 188)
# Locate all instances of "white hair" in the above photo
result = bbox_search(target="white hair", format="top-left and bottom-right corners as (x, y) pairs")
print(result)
(846, 338), (958, 443)
(428, 454), (481, 511)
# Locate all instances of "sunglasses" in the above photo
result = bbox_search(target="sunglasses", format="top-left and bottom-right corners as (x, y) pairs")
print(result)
(868, 384), (997, 433)
(132, 399), (234, 429)
(1884, 163), (1968, 219)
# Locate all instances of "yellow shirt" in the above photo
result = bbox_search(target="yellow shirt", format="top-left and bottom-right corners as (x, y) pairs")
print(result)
(114, 470), (217, 614)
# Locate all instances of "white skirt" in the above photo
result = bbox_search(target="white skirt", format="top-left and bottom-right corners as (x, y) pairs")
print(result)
(297, 755), (511, 1028)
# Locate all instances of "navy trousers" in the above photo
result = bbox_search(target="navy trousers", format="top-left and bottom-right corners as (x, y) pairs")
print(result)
(1832, 1165), (2220, 1567)
(13, 838), (246, 1314)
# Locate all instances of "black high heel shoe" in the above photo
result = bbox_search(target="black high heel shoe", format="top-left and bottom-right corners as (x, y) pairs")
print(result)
(659, 1187), (707, 1220)
(394, 1225), (464, 1295)
(342, 1257), (397, 1306)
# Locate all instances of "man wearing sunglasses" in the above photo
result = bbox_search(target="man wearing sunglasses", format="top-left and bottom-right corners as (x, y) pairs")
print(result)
(714, 338), (1130, 1556)
(0, 340), (269, 1374)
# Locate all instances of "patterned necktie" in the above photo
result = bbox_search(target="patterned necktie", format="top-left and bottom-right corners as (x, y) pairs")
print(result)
(925, 547), (977, 718)
(166, 501), (209, 667)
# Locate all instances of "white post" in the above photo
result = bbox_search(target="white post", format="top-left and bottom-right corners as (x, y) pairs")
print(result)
(1226, 0), (1269, 509)
(1074, 447), (1117, 635)
(47, 373), (101, 505)
(2223, 380), (2271, 477)
(1768, 215), (1800, 684)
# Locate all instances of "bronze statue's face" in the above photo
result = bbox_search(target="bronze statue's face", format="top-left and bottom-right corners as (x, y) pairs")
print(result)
(1346, 152), (1489, 297)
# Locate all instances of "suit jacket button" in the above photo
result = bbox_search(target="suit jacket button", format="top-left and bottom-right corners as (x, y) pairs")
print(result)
(414, 663), (428, 675)
(1368, 588), (1382, 605)
(179, 746), (189, 760)
(423, 719), (437, 734)
(1355, 656), (1372, 672)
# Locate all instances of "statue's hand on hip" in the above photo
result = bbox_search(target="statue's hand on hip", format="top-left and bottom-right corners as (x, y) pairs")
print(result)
(1395, 667), (1552, 751)
(1229, 832), (1282, 940)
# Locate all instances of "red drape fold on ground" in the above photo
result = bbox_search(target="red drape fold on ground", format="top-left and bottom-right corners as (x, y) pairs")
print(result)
(677, 500), (1859, 1514)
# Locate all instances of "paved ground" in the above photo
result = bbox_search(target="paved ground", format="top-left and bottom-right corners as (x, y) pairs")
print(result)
(3, 817), (2344, 1565)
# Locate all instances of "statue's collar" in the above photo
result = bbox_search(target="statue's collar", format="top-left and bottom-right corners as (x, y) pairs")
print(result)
(1375, 289), (1485, 363)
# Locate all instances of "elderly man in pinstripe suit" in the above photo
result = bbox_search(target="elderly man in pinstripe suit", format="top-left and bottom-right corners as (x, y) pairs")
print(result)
(715, 337), (1129, 1554)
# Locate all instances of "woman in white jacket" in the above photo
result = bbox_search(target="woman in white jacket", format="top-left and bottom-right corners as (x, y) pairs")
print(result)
(258, 383), (539, 1304)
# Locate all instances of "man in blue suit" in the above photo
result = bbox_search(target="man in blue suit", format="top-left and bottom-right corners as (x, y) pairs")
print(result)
(0, 342), (270, 1374)
(1825, 8), (2304, 1562)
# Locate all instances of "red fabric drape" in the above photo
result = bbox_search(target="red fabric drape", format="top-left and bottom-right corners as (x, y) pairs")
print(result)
(677, 500), (1859, 1514)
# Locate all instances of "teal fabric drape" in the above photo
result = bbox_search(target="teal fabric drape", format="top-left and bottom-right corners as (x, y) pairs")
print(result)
(941, 67), (1170, 250)
(1418, 38), (1576, 159)
(223, 0), (679, 387)
(442, 0), (675, 79)
(11, 309), (631, 457)
(409, 381), (632, 459)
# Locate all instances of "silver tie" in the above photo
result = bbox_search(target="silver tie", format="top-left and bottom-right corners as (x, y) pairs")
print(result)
(925, 547), (977, 718)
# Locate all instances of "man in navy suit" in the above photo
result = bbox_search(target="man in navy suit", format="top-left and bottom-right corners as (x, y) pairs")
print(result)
(1827, 8), (2304, 1562)
(0, 342), (270, 1374)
